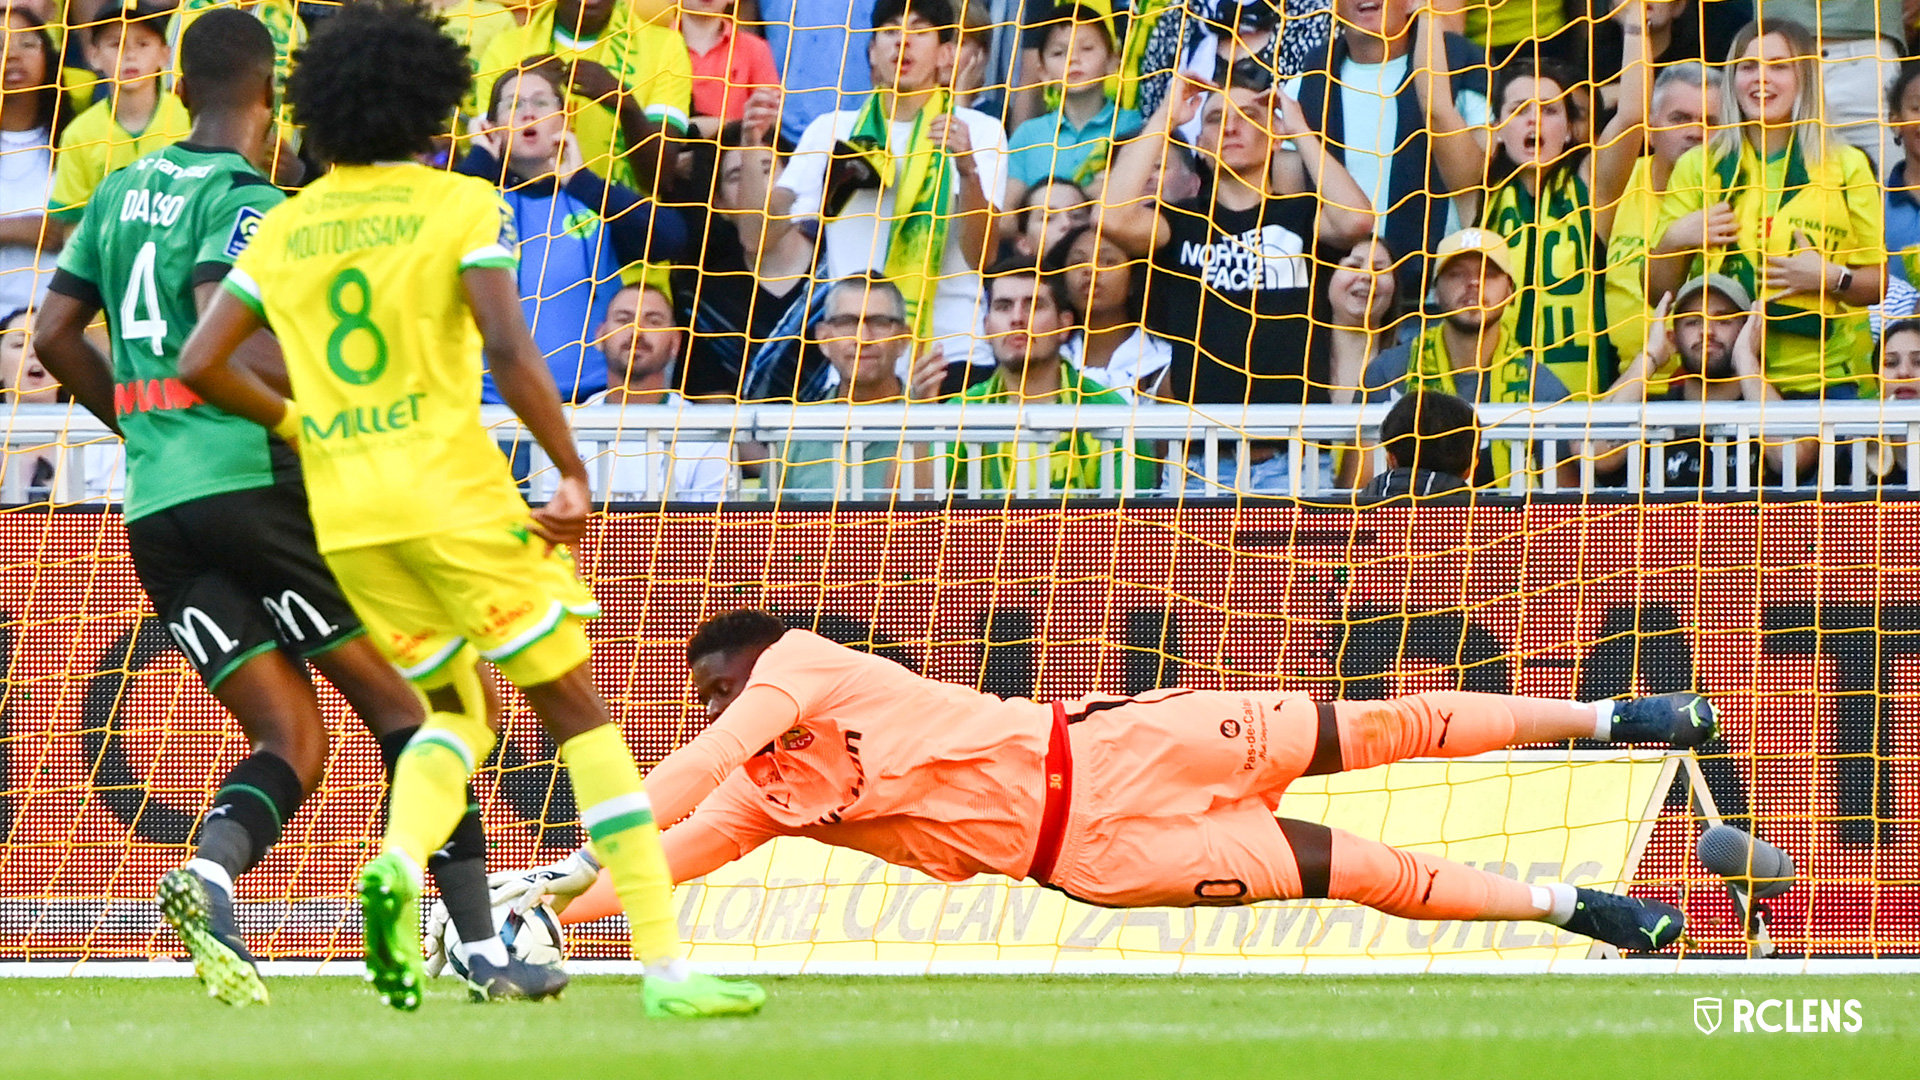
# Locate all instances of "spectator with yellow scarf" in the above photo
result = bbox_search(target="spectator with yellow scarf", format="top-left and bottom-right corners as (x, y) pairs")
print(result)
(1652, 19), (1885, 399)
(947, 259), (1155, 495)
(1469, 55), (1643, 399)
(1361, 230), (1570, 490)
(768, 0), (1007, 376)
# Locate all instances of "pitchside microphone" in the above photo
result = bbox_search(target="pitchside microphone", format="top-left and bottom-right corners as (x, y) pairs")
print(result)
(1697, 825), (1796, 899)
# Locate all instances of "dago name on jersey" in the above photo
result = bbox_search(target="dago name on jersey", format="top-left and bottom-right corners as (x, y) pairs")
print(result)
(117, 157), (220, 227)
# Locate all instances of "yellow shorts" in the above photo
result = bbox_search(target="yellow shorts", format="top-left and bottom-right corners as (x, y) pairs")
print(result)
(324, 521), (600, 689)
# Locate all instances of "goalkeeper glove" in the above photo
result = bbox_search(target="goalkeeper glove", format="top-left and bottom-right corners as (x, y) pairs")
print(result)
(423, 898), (452, 976)
(422, 848), (601, 976)
(486, 847), (601, 917)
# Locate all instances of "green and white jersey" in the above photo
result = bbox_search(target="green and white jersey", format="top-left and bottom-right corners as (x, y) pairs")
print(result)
(51, 142), (288, 522)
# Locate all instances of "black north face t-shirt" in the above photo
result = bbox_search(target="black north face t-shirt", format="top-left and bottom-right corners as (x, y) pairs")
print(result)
(1147, 184), (1329, 407)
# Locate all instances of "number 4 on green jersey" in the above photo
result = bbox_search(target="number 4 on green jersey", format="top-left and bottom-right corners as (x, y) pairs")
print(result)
(49, 144), (287, 521)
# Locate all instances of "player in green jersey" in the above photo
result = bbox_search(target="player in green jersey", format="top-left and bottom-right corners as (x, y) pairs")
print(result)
(33, 10), (556, 1007)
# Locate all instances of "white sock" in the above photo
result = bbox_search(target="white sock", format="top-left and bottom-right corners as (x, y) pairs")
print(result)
(1589, 699), (1615, 740)
(1532, 882), (1580, 926)
(644, 957), (691, 983)
(459, 936), (509, 967)
(184, 858), (233, 896)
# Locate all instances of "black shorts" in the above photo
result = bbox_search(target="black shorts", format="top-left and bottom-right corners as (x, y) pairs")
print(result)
(126, 481), (363, 689)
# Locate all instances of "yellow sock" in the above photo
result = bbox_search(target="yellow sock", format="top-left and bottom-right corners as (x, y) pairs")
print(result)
(383, 666), (497, 866)
(560, 723), (681, 964)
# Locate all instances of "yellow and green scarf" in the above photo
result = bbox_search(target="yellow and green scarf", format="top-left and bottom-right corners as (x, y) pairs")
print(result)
(844, 89), (956, 344)
(1692, 134), (1873, 391)
(946, 366), (1154, 493)
(1480, 168), (1613, 396)
(1704, 134), (1816, 333)
(1404, 321), (1538, 489)
(1116, 0), (1176, 112)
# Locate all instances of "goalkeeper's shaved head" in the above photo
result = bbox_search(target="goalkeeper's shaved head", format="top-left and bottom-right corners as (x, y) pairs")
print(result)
(287, 0), (470, 165)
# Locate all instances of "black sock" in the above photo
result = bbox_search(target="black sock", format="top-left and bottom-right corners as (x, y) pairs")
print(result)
(380, 726), (495, 942)
(196, 751), (304, 879)
(193, 819), (253, 884)
(431, 857), (495, 944)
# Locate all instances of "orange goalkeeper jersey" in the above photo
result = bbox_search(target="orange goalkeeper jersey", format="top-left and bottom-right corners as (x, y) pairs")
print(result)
(646, 629), (1054, 882)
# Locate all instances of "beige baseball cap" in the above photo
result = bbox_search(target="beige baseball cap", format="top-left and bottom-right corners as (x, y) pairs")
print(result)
(1433, 228), (1516, 282)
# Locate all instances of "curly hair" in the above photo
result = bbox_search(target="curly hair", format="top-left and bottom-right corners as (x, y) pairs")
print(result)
(686, 609), (788, 666)
(287, 0), (471, 165)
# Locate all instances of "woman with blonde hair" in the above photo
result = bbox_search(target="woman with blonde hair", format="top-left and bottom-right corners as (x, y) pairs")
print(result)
(1651, 19), (1884, 399)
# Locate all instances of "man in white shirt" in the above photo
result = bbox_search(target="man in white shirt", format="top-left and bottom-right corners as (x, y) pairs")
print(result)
(768, 0), (1007, 374)
(1291, 0), (1490, 300)
(575, 284), (735, 503)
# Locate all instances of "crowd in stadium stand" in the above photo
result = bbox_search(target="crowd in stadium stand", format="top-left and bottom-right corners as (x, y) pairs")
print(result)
(10, 0), (1920, 501)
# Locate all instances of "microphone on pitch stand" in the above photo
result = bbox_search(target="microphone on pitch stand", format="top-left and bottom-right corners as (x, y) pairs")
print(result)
(1697, 825), (1795, 957)
(1697, 825), (1796, 899)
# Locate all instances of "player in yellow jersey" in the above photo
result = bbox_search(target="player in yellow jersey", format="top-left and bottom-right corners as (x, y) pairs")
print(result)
(179, 0), (763, 1019)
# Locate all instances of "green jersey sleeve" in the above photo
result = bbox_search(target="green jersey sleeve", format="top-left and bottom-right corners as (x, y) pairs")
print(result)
(52, 192), (105, 290)
(192, 172), (285, 286)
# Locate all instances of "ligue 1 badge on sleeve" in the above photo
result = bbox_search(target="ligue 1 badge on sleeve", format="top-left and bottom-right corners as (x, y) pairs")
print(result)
(1695, 997), (1724, 1035)
(224, 205), (264, 258)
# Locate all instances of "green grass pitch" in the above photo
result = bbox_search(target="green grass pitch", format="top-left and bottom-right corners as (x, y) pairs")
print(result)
(9, 974), (1911, 1079)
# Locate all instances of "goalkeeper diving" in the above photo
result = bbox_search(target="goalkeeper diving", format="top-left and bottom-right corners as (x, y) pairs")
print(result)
(458, 610), (1711, 954)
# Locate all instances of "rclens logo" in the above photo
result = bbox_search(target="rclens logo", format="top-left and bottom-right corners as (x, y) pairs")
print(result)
(1695, 998), (1864, 1034)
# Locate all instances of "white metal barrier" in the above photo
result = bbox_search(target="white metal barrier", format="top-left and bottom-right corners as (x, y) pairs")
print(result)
(6, 400), (1920, 503)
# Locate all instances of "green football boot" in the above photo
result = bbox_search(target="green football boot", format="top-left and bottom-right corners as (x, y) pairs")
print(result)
(1611, 693), (1718, 749)
(359, 853), (426, 1011)
(643, 970), (767, 1018)
(1563, 888), (1686, 952)
(157, 867), (269, 1007)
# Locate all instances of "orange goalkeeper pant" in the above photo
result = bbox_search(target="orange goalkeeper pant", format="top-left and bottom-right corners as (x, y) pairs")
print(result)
(1040, 690), (1540, 918)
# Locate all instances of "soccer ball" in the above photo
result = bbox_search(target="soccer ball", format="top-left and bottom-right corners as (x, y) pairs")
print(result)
(443, 901), (566, 978)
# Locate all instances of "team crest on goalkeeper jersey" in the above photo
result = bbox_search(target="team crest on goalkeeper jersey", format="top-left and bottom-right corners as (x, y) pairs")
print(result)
(779, 726), (814, 751)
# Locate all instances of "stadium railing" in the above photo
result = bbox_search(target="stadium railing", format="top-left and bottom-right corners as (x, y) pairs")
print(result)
(7, 400), (1920, 502)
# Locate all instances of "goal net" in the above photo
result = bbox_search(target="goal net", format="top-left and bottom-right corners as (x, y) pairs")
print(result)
(0, 0), (1915, 972)
(0, 502), (1911, 966)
